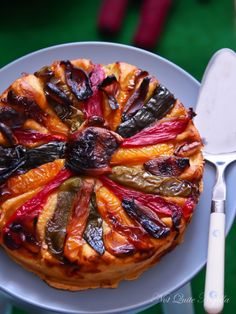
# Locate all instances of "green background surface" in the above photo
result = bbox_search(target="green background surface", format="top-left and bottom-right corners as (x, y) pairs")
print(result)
(0, 0), (236, 313)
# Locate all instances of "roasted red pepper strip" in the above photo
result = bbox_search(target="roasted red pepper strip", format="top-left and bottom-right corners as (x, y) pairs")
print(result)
(64, 179), (94, 262)
(83, 65), (105, 119)
(96, 186), (153, 251)
(67, 180), (94, 237)
(13, 129), (67, 145)
(2, 168), (73, 250)
(100, 176), (181, 216)
(121, 117), (190, 148)
(103, 208), (153, 251)
(182, 197), (196, 220)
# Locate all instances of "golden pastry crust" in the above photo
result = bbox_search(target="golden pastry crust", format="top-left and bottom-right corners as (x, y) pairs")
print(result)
(0, 59), (203, 290)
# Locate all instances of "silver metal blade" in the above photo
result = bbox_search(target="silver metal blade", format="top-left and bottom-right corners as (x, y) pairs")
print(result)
(194, 48), (236, 154)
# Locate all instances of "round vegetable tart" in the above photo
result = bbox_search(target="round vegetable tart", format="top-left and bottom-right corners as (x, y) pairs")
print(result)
(0, 59), (203, 290)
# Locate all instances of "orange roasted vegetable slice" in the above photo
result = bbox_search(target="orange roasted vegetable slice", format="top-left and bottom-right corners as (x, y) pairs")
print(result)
(111, 143), (174, 165)
(96, 186), (153, 251)
(4, 159), (65, 199)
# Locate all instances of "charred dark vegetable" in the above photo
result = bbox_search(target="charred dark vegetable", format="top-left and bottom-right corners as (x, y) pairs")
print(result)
(45, 177), (82, 258)
(45, 84), (84, 131)
(0, 122), (17, 146)
(23, 141), (65, 168)
(110, 166), (193, 197)
(0, 105), (26, 128)
(83, 193), (105, 255)
(64, 108), (84, 132)
(144, 156), (190, 177)
(36, 65), (85, 131)
(0, 145), (25, 167)
(44, 82), (84, 129)
(0, 141), (65, 181)
(61, 60), (93, 101)
(122, 199), (170, 239)
(45, 82), (73, 108)
(0, 106), (26, 145)
(7, 90), (48, 125)
(0, 145), (26, 183)
(117, 85), (176, 138)
(35, 65), (71, 111)
(3, 221), (39, 251)
(65, 127), (120, 175)
(0, 155), (26, 184)
(0, 141), (65, 168)
(174, 141), (202, 157)
(34, 66), (54, 81)
(98, 75), (119, 110)
(172, 210), (182, 231)
(122, 76), (151, 121)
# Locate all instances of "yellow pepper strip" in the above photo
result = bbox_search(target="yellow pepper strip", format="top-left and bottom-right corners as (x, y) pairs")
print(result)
(6, 159), (65, 197)
(0, 188), (41, 231)
(111, 143), (174, 165)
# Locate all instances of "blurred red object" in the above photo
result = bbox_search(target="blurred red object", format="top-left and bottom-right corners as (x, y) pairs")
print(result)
(97, 0), (172, 50)
(98, 0), (129, 34)
(134, 0), (172, 50)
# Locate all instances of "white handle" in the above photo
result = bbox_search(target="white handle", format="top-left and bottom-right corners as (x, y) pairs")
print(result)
(204, 212), (225, 314)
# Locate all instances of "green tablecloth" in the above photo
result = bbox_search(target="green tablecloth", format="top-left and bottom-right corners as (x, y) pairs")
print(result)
(1, 0), (236, 313)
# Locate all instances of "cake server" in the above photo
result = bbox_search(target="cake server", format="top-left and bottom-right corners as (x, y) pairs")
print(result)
(194, 48), (236, 314)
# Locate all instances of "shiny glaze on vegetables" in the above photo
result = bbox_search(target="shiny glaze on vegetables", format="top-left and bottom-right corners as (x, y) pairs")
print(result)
(0, 59), (203, 270)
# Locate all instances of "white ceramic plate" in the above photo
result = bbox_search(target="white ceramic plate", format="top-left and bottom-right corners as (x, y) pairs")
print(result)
(0, 42), (235, 314)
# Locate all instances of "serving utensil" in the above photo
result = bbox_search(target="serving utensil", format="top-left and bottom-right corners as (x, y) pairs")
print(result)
(195, 48), (236, 314)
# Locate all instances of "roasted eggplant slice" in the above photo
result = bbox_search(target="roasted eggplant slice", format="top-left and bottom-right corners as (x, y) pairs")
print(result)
(117, 85), (176, 138)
